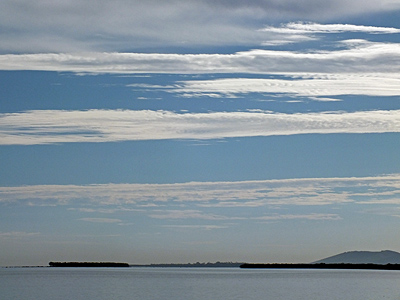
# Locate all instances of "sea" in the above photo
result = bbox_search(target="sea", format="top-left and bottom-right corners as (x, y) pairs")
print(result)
(1, 267), (400, 300)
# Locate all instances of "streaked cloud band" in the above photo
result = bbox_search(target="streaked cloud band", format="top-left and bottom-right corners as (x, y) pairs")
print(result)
(173, 73), (400, 98)
(1, 40), (400, 74)
(1, 109), (399, 145)
(1, 174), (399, 208)
(262, 22), (400, 34)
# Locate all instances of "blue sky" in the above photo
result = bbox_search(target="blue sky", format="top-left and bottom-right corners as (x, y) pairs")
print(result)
(1, 0), (400, 266)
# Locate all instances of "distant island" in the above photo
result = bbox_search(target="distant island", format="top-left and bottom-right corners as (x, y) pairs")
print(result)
(45, 251), (400, 269)
(240, 263), (400, 270)
(240, 250), (400, 270)
(48, 261), (241, 268)
(49, 262), (129, 267)
(313, 250), (400, 264)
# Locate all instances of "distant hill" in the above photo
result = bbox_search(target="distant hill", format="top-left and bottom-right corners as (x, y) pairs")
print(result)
(313, 250), (400, 264)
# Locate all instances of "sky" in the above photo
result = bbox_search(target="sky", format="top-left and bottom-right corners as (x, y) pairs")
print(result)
(1, 0), (400, 266)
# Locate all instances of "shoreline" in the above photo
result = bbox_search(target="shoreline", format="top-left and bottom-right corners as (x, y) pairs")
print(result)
(240, 263), (400, 270)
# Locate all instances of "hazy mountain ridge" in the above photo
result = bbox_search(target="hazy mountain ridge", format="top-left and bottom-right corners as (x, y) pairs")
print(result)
(313, 250), (400, 264)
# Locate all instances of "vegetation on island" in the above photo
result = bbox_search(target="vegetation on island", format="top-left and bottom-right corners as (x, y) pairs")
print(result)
(49, 262), (129, 267)
(46, 251), (400, 269)
(131, 262), (243, 268)
(240, 263), (400, 270)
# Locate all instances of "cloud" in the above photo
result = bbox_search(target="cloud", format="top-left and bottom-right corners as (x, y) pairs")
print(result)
(69, 207), (139, 214)
(262, 22), (400, 34)
(78, 218), (122, 223)
(308, 97), (342, 102)
(1, 174), (400, 207)
(259, 22), (400, 46)
(149, 210), (233, 220)
(1, 109), (400, 145)
(257, 213), (342, 221)
(260, 22), (400, 45)
(2, 175), (400, 225)
(0, 231), (40, 238)
(1, 41), (400, 73)
(1, 174), (400, 233)
(1, 1), (399, 53)
(362, 207), (400, 218)
(173, 73), (400, 98)
(162, 225), (228, 230)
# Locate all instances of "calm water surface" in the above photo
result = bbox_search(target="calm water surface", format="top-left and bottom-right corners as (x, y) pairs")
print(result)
(1, 267), (400, 300)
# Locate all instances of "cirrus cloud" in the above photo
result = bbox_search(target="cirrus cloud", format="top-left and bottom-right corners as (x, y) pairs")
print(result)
(260, 22), (400, 45)
(1, 109), (399, 145)
(262, 22), (400, 34)
(78, 218), (122, 223)
(2, 175), (400, 226)
(1, 174), (400, 207)
(0, 231), (40, 238)
(1, 40), (400, 74)
(257, 213), (342, 221)
(172, 73), (400, 98)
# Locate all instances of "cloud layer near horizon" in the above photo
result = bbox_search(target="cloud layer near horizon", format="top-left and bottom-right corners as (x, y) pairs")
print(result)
(1, 175), (400, 221)
(1, 109), (399, 145)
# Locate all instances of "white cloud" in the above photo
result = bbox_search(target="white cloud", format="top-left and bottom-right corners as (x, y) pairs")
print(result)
(2, 175), (400, 224)
(308, 97), (342, 102)
(1, 41), (400, 74)
(1, 109), (399, 145)
(260, 22), (400, 46)
(162, 225), (228, 230)
(362, 207), (400, 218)
(1, 174), (399, 207)
(173, 73), (400, 98)
(148, 210), (232, 220)
(78, 218), (122, 223)
(262, 22), (400, 34)
(0, 231), (40, 238)
(257, 213), (342, 221)
(69, 207), (138, 214)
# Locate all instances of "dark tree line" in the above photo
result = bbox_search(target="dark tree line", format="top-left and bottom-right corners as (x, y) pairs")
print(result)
(240, 263), (400, 270)
(49, 262), (129, 267)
